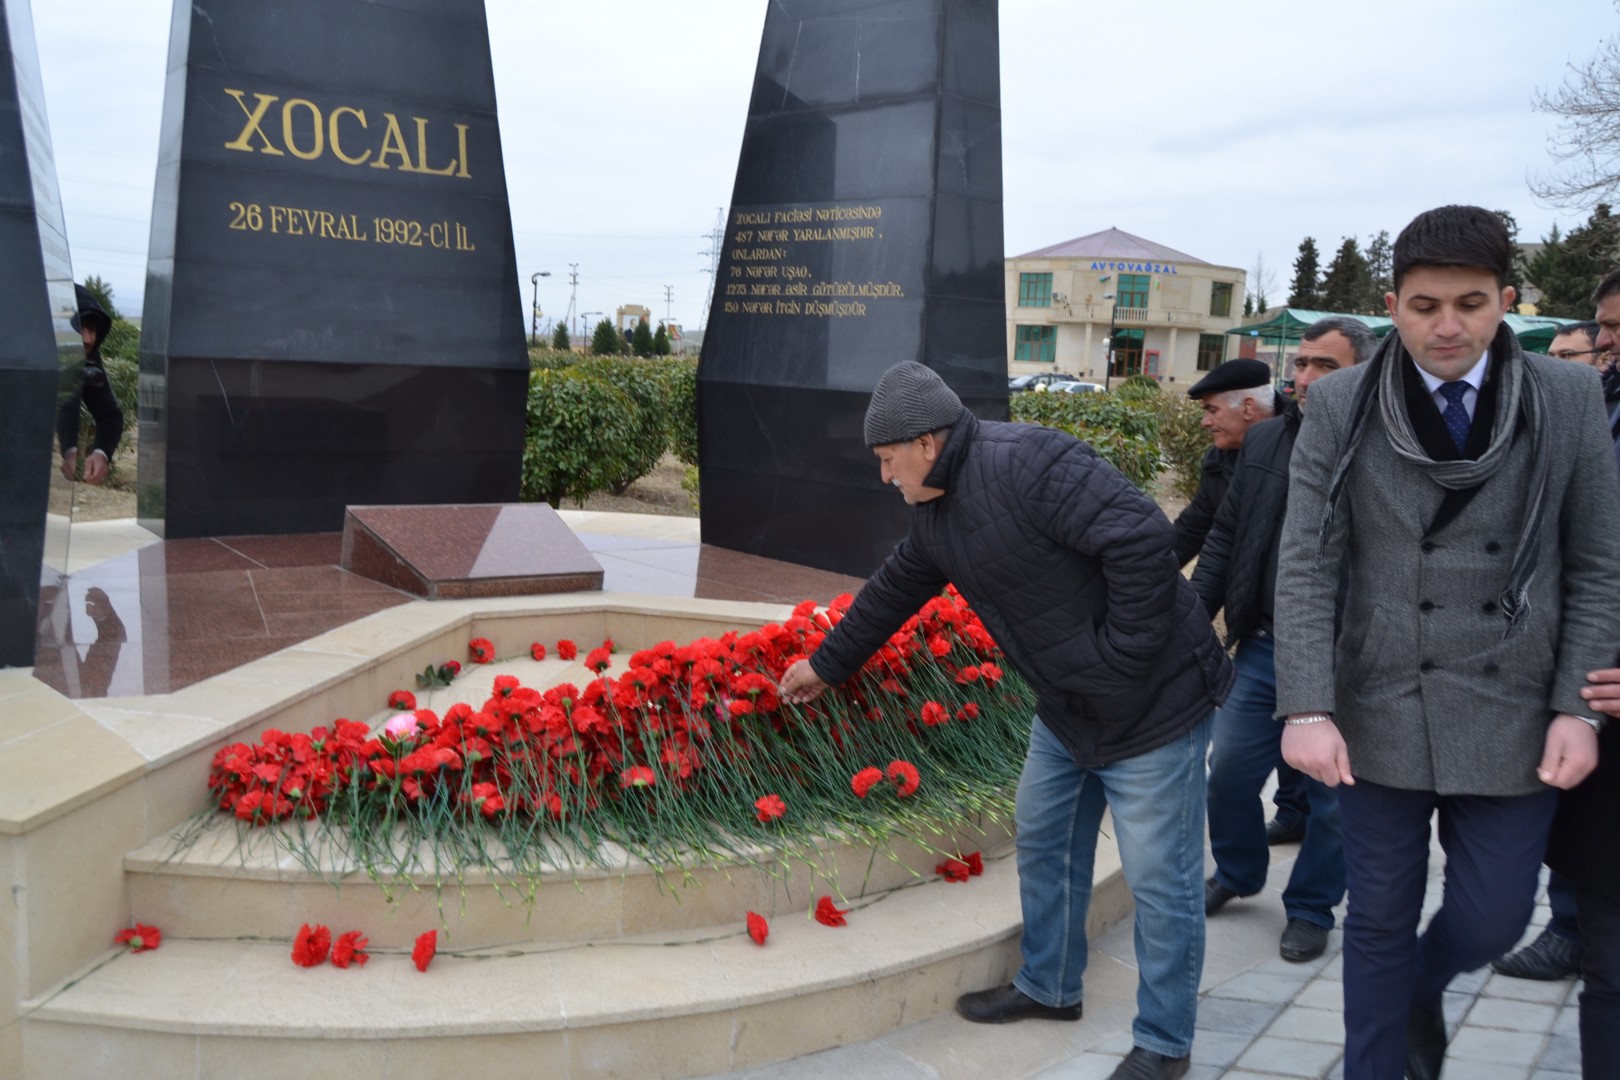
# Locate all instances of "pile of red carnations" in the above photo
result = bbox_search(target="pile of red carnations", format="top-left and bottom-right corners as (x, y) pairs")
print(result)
(205, 589), (1032, 886)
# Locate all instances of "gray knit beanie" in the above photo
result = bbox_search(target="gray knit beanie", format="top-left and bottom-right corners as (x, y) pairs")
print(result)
(863, 362), (965, 447)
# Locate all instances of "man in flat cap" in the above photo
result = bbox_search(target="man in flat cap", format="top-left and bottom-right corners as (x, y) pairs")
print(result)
(1172, 358), (1281, 566)
(782, 361), (1232, 1080)
(1191, 317), (1375, 964)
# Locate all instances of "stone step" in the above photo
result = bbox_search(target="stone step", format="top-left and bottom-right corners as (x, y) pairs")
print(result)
(125, 817), (1015, 949)
(33, 827), (1128, 1080)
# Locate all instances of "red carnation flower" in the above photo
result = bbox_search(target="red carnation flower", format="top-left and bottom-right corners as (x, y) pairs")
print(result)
(954, 665), (982, 684)
(330, 930), (369, 968)
(850, 767), (883, 798)
(412, 929), (437, 972)
(387, 690), (416, 711)
(920, 700), (949, 727)
(442, 660), (461, 677)
(584, 646), (612, 674)
(754, 793), (786, 823)
(979, 663), (1004, 685)
(814, 895), (849, 927)
(619, 765), (656, 788)
(292, 923), (332, 967)
(746, 911), (769, 945)
(468, 638), (495, 664)
(557, 639), (578, 661)
(936, 858), (971, 882)
(530, 642), (547, 661)
(965, 851), (985, 876)
(115, 923), (162, 953)
(887, 759), (921, 797)
(956, 702), (980, 722)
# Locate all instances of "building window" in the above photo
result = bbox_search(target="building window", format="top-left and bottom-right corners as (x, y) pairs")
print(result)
(1015, 325), (1056, 362)
(1210, 282), (1233, 317)
(1108, 328), (1144, 377)
(1117, 273), (1150, 309)
(1197, 333), (1226, 371)
(1018, 273), (1053, 307)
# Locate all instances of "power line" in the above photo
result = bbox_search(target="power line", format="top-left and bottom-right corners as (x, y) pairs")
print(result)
(699, 207), (724, 328)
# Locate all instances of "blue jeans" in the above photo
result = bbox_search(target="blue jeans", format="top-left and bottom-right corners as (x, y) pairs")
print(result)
(1206, 635), (1345, 927)
(1014, 712), (1211, 1059)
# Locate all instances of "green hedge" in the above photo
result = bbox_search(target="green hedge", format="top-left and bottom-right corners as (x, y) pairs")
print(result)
(572, 356), (670, 494)
(1009, 391), (1163, 491)
(521, 368), (639, 507)
(661, 357), (698, 466)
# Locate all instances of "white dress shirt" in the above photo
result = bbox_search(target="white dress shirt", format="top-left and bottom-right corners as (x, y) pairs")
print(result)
(1413, 352), (1490, 422)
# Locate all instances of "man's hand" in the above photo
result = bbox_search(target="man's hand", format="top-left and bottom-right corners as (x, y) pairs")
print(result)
(779, 659), (829, 704)
(60, 447), (77, 482)
(1538, 714), (1599, 789)
(1281, 718), (1355, 787)
(1579, 667), (1620, 718)
(82, 449), (109, 485)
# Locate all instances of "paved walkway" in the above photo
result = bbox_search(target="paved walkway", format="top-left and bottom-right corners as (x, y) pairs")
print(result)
(707, 834), (1584, 1080)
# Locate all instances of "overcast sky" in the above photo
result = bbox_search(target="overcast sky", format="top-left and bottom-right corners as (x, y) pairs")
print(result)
(28, 0), (1618, 329)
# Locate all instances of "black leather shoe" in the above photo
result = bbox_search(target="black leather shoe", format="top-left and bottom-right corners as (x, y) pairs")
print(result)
(1490, 927), (1582, 980)
(1279, 918), (1330, 962)
(954, 984), (1081, 1024)
(1266, 816), (1306, 845)
(1107, 1047), (1191, 1080)
(1205, 876), (1244, 915)
(1405, 1003), (1446, 1080)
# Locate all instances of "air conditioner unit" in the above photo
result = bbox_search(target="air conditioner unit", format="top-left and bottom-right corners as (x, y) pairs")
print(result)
(1052, 292), (1068, 302)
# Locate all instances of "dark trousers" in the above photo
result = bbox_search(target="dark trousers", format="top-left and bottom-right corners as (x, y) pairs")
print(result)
(1577, 884), (1620, 1080)
(1548, 869), (1582, 942)
(1272, 762), (1310, 829)
(1337, 779), (1557, 1080)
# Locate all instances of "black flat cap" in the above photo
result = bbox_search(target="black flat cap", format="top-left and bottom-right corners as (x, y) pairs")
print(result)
(1187, 358), (1272, 399)
(864, 362), (965, 447)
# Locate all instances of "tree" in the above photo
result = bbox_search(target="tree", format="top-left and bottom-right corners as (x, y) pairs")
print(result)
(1531, 205), (1620, 317)
(591, 318), (623, 356)
(652, 323), (671, 355)
(1364, 230), (1393, 310)
(1247, 251), (1277, 316)
(1288, 237), (1322, 309)
(1531, 14), (1620, 209)
(81, 274), (120, 319)
(632, 317), (654, 356)
(551, 320), (572, 350)
(1320, 237), (1372, 314)
(1243, 294), (1254, 317)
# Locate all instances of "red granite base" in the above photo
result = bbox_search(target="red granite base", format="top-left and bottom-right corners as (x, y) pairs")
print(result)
(341, 504), (605, 599)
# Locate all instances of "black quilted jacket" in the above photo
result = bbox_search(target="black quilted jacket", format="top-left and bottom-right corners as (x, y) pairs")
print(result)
(809, 411), (1233, 767)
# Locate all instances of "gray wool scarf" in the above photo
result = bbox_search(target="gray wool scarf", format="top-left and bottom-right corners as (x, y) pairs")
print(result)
(1320, 322), (1550, 637)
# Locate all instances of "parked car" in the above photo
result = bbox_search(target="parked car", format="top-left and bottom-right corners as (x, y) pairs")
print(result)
(1049, 380), (1105, 394)
(1008, 372), (1080, 391)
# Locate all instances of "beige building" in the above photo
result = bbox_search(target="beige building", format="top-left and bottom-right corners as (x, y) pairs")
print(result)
(1006, 228), (1247, 386)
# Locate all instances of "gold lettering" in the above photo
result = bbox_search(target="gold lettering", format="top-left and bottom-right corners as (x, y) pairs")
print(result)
(454, 123), (471, 179)
(411, 117), (458, 177)
(222, 89), (283, 155)
(281, 98), (324, 160)
(328, 106), (370, 165)
(370, 113), (415, 171)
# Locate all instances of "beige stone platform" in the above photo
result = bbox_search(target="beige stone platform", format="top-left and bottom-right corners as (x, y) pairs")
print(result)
(0, 515), (1132, 1080)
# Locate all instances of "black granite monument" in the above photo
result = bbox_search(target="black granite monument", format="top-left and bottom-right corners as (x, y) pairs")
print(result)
(139, 0), (526, 538)
(698, 0), (1008, 578)
(0, 0), (78, 668)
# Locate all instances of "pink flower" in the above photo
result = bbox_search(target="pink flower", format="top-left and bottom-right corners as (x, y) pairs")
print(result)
(383, 714), (421, 740)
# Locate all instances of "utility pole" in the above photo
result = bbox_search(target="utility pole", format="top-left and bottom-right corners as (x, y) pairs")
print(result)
(566, 263), (579, 345)
(699, 207), (723, 328)
(663, 284), (674, 325)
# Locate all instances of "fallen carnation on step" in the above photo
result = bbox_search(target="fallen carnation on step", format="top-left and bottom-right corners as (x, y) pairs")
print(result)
(115, 923), (161, 953)
(386, 690), (416, 711)
(556, 639), (578, 660)
(530, 642), (547, 661)
(292, 923), (332, 967)
(330, 930), (369, 968)
(936, 858), (971, 882)
(814, 895), (849, 927)
(413, 930), (437, 972)
(746, 911), (769, 945)
(468, 638), (495, 664)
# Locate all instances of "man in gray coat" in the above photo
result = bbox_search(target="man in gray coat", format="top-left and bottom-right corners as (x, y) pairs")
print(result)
(1273, 205), (1620, 1080)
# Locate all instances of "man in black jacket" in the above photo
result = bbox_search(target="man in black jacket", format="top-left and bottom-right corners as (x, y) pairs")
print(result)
(57, 284), (124, 486)
(1172, 358), (1280, 566)
(1191, 317), (1373, 963)
(781, 362), (1232, 1080)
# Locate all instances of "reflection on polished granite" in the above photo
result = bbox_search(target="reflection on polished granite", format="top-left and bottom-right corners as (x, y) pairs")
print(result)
(31, 516), (869, 700)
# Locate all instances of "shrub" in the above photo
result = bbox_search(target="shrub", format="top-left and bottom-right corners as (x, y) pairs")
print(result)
(1010, 391), (1163, 491)
(661, 357), (699, 465)
(1115, 374), (1162, 402)
(590, 318), (625, 356)
(521, 368), (639, 507)
(1153, 391), (1212, 500)
(551, 321), (571, 351)
(528, 346), (577, 371)
(632, 319), (654, 357)
(573, 356), (668, 493)
(652, 324), (671, 356)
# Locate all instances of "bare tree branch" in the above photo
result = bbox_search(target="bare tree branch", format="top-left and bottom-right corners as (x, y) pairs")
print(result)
(1531, 15), (1620, 209)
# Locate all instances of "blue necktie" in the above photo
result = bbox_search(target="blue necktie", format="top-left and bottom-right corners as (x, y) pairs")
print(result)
(1438, 381), (1472, 454)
